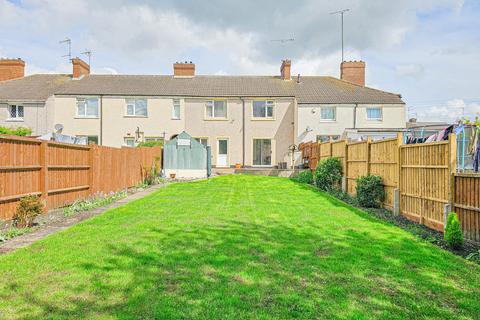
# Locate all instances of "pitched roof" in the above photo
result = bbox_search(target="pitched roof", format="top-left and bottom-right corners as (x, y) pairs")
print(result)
(0, 74), (71, 101)
(0, 73), (404, 104)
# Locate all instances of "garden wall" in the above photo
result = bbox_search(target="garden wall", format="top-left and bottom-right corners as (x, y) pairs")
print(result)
(0, 135), (161, 219)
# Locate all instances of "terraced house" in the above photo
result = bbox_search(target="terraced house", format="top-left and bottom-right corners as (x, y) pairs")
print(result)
(0, 58), (405, 167)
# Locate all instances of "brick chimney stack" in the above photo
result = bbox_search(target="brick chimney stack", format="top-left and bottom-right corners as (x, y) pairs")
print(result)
(0, 58), (25, 81)
(173, 61), (195, 77)
(280, 59), (291, 80)
(340, 61), (366, 86)
(72, 57), (90, 79)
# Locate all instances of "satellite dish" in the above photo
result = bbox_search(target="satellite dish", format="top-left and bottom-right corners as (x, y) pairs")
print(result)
(54, 123), (64, 133)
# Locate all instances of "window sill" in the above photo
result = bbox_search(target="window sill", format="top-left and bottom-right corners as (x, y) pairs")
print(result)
(319, 120), (336, 123)
(124, 115), (148, 118)
(171, 118), (181, 120)
(204, 118), (229, 121)
(74, 116), (99, 119)
(366, 119), (383, 121)
(6, 118), (24, 122)
(251, 118), (275, 121)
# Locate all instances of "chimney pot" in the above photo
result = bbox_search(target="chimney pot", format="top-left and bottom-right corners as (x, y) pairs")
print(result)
(173, 62), (195, 77)
(0, 58), (25, 81)
(340, 61), (366, 86)
(281, 59), (291, 80)
(72, 57), (90, 79)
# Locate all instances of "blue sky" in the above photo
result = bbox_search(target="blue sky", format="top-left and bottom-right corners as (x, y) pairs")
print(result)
(1, 0), (479, 122)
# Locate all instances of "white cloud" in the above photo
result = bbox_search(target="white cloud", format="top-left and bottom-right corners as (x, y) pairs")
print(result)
(395, 64), (425, 78)
(415, 99), (480, 122)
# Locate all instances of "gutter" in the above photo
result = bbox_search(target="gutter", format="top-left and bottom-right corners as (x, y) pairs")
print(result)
(353, 103), (358, 129)
(241, 97), (245, 167)
(100, 95), (103, 145)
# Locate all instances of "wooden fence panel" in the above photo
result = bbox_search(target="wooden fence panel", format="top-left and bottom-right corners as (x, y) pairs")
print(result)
(319, 141), (332, 161)
(46, 142), (90, 209)
(0, 134), (162, 220)
(0, 136), (42, 219)
(454, 174), (480, 242)
(399, 141), (452, 231)
(369, 137), (400, 209)
(346, 140), (369, 195)
(331, 140), (347, 174)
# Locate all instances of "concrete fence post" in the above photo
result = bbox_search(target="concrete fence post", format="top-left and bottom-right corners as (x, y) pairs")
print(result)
(443, 204), (452, 231)
(341, 176), (347, 193)
(393, 188), (400, 216)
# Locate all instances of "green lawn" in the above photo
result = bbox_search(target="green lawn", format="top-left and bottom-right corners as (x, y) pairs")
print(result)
(0, 175), (479, 319)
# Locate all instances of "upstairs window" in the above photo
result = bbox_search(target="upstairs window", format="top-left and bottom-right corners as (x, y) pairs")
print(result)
(253, 100), (274, 119)
(172, 99), (181, 119)
(366, 107), (382, 120)
(320, 107), (336, 121)
(206, 100), (227, 119)
(8, 105), (24, 120)
(76, 98), (99, 118)
(125, 99), (147, 117)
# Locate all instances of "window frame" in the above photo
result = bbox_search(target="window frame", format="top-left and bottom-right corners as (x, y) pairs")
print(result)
(76, 97), (99, 118)
(205, 100), (228, 120)
(252, 100), (275, 120)
(366, 107), (383, 121)
(7, 104), (24, 121)
(125, 98), (148, 117)
(319, 106), (336, 122)
(172, 99), (181, 120)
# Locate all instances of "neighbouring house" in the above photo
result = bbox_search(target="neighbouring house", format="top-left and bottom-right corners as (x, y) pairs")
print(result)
(0, 58), (71, 135)
(0, 57), (406, 168)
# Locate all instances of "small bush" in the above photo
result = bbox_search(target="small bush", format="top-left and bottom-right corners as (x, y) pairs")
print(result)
(315, 157), (343, 192)
(137, 140), (164, 148)
(356, 175), (385, 208)
(0, 126), (32, 136)
(296, 170), (313, 184)
(444, 212), (464, 249)
(13, 195), (44, 228)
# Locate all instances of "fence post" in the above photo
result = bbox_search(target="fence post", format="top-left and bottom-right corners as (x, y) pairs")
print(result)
(448, 133), (457, 206)
(366, 137), (372, 176)
(393, 188), (400, 216)
(39, 141), (49, 209)
(443, 203), (452, 231)
(344, 140), (349, 194)
(396, 133), (403, 216)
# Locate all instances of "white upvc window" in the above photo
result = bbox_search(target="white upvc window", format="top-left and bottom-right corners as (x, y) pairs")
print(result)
(8, 105), (24, 120)
(172, 99), (181, 119)
(366, 107), (383, 120)
(125, 99), (147, 117)
(205, 100), (227, 119)
(194, 137), (208, 146)
(76, 97), (99, 118)
(124, 137), (136, 147)
(253, 100), (274, 119)
(320, 107), (336, 121)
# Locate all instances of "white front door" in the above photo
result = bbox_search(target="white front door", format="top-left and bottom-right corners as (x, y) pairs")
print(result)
(217, 139), (228, 167)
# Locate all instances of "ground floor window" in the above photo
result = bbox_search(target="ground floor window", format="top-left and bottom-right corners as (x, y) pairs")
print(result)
(253, 139), (272, 166)
(194, 137), (208, 146)
(124, 137), (136, 147)
(316, 135), (340, 142)
(76, 135), (98, 145)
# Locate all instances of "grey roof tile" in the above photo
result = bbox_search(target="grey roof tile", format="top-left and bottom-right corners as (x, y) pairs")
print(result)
(0, 74), (404, 104)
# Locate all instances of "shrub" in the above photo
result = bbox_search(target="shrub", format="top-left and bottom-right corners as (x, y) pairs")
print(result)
(356, 175), (385, 208)
(296, 170), (313, 184)
(315, 157), (343, 192)
(444, 212), (464, 249)
(13, 195), (44, 228)
(0, 126), (32, 136)
(137, 140), (164, 147)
